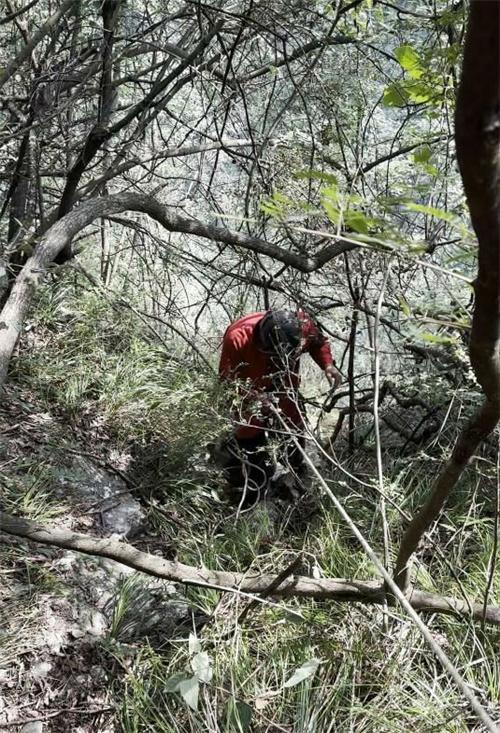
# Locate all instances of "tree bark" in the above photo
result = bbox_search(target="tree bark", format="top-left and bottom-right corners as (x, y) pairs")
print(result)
(393, 0), (500, 591)
(1, 512), (499, 626)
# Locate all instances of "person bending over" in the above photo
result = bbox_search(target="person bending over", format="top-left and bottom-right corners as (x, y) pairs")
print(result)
(218, 309), (340, 502)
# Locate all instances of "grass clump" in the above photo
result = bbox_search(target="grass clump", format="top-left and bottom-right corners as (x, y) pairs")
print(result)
(106, 602), (483, 733)
(0, 460), (68, 522)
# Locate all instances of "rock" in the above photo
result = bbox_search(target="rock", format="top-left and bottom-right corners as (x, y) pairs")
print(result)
(100, 557), (138, 580)
(39, 605), (74, 654)
(21, 723), (43, 733)
(55, 455), (145, 536)
(102, 575), (206, 646)
(0, 669), (10, 684)
(30, 662), (52, 681)
(84, 609), (107, 637)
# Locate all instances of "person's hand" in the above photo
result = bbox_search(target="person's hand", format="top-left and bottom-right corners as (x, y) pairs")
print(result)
(325, 364), (342, 390)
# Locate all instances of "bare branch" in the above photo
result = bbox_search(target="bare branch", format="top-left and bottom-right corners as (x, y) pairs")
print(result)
(0, 0), (76, 90)
(0, 0), (41, 26)
(360, 136), (448, 175)
(0, 191), (352, 387)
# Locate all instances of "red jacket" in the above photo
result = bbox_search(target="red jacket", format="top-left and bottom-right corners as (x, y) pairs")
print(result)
(219, 310), (333, 439)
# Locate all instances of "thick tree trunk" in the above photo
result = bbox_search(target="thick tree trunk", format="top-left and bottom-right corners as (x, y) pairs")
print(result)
(394, 0), (500, 591)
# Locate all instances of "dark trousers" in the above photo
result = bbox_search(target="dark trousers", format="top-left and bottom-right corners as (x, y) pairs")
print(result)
(223, 432), (306, 500)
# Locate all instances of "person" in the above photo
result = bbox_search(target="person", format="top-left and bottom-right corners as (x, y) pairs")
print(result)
(218, 309), (340, 503)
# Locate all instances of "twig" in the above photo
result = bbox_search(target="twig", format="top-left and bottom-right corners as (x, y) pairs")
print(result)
(372, 260), (392, 630)
(482, 435), (500, 630)
(372, 263), (392, 570)
(0, 706), (114, 728)
(237, 555), (303, 624)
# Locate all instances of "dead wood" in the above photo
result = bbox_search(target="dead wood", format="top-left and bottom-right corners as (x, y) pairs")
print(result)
(1, 512), (499, 626)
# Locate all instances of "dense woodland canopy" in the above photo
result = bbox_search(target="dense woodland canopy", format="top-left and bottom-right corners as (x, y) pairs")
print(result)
(0, 1), (499, 731)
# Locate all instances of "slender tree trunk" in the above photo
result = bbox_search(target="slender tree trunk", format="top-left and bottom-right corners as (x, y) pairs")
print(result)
(394, 0), (500, 592)
(347, 296), (359, 453)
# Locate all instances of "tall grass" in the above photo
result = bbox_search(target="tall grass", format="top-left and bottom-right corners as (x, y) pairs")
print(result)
(14, 281), (227, 465)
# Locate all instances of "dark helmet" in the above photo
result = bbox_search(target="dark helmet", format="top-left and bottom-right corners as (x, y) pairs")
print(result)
(258, 310), (301, 356)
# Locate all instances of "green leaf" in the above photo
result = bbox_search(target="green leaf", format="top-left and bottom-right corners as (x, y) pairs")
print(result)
(321, 185), (342, 224)
(412, 145), (432, 164)
(178, 676), (200, 711)
(407, 243), (429, 255)
(165, 672), (189, 693)
(346, 192), (363, 206)
(399, 298), (411, 318)
(321, 184), (340, 203)
(395, 45), (423, 79)
(294, 169), (338, 185)
(191, 651), (213, 683)
(225, 699), (253, 732)
(382, 82), (409, 107)
(322, 201), (341, 225)
(418, 332), (456, 345)
(422, 163), (439, 177)
(344, 209), (370, 234)
(384, 79), (434, 107)
(404, 80), (434, 104)
(404, 202), (455, 223)
(283, 658), (321, 688)
(259, 191), (291, 218)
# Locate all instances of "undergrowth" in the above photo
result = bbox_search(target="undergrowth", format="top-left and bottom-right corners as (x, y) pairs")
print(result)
(13, 279), (227, 469)
(3, 278), (499, 732)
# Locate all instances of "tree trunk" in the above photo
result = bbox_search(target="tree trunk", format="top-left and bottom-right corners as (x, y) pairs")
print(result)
(394, 0), (500, 591)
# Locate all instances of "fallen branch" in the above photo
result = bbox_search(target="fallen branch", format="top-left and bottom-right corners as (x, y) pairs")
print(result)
(0, 706), (114, 729)
(1, 512), (499, 626)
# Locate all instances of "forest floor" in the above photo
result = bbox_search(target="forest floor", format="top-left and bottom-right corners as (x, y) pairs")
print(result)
(0, 381), (240, 732)
(1, 298), (499, 732)
(0, 382), (333, 732)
